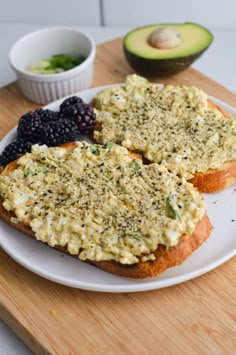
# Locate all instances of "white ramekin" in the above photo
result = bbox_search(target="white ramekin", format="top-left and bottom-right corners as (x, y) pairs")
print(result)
(9, 27), (96, 105)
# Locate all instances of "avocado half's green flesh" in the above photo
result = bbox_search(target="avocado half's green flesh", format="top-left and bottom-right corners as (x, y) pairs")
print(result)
(123, 23), (213, 76)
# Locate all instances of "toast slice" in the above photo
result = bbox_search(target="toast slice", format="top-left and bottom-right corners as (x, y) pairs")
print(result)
(93, 75), (236, 193)
(0, 141), (212, 278)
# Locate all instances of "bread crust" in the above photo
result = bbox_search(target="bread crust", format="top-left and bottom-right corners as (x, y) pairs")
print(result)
(0, 198), (212, 278)
(189, 161), (236, 193)
(0, 143), (213, 279)
(93, 100), (236, 193)
(89, 215), (212, 278)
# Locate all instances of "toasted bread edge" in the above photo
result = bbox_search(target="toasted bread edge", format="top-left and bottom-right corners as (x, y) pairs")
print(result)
(93, 98), (236, 193)
(0, 200), (212, 278)
(0, 141), (213, 279)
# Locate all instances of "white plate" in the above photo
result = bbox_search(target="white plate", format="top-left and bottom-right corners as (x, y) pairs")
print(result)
(0, 85), (235, 293)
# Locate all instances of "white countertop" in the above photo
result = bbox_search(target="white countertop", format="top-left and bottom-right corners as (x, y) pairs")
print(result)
(0, 24), (235, 355)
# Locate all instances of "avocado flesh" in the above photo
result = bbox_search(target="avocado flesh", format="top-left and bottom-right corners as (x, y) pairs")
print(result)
(123, 23), (213, 76)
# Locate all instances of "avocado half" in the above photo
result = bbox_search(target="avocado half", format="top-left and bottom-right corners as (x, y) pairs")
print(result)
(123, 23), (213, 76)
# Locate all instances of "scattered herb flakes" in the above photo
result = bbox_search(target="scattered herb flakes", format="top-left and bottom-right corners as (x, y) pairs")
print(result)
(24, 168), (31, 177)
(90, 145), (100, 156)
(103, 142), (115, 150)
(131, 160), (140, 171)
(166, 195), (179, 220)
(132, 233), (143, 241)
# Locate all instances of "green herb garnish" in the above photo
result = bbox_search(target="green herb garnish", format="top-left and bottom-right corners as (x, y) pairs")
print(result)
(166, 195), (179, 220)
(132, 233), (143, 241)
(131, 160), (140, 171)
(90, 145), (100, 156)
(92, 169), (99, 177)
(45, 54), (85, 71)
(28, 54), (86, 74)
(23, 168), (31, 177)
(103, 142), (115, 150)
(104, 171), (111, 179)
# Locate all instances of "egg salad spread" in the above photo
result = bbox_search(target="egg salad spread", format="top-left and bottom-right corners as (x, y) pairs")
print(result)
(94, 75), (236, 179)
(0, 142), (205, 264)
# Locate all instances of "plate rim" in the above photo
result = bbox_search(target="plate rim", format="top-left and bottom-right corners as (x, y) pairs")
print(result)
(0, 224), (235, 293)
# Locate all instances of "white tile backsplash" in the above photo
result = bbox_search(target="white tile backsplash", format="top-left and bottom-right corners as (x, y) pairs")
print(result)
(102, 0), (236, 29)
(0, 0), (235, 29)
(0, 0), (101, 25)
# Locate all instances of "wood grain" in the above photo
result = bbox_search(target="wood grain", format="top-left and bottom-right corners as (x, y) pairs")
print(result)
(0, 38), (235, 354)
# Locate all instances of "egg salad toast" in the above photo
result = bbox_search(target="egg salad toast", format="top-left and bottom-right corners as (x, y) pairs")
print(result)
(93, 75), (236, 192)
(0, 141), (212, 278)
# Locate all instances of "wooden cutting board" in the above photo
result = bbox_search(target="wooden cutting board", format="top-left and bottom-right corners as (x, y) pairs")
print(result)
(0, 38), (235, 354)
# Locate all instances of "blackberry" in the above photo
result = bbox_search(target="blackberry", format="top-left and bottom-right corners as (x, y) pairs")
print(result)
(17, 109), (60, 143)
(60, 96), (84, 114)
(17, 111), (43, 142)
(41, 118), (77, 147)
(63, 102), (96, 133)
(35, 108), (59, 122)
(0, 139), (32, 167)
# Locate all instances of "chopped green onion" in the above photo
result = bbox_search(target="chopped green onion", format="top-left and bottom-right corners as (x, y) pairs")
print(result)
(166, 195), (179, 219)
(90, 145), (100, 156)
(23, 168), (31, 177)
(131, 160), (140, 171)
(103, 142), (115, 150)
(28, 54), (86, 74)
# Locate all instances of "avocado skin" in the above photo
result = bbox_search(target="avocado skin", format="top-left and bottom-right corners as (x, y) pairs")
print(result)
(123, 45), (209, 77)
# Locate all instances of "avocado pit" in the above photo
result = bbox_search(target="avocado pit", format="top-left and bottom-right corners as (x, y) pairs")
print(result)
(148, 27), (183, 49)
